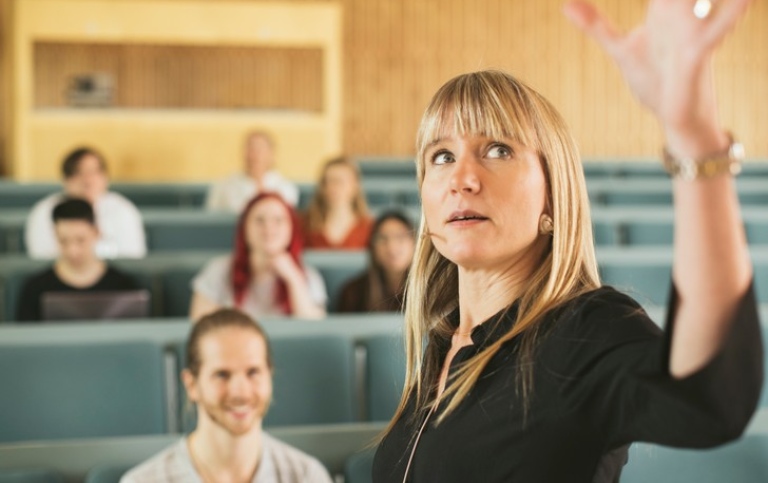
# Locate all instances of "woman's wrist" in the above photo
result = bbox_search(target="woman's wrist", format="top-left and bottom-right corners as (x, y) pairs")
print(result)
(662, 121), (730, 161)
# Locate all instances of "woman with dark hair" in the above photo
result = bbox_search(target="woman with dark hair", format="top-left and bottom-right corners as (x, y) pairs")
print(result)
(337, 211), (415, 312)
(303, 157), (373, 249)
(190, 193), (326, 321)
(373, 1), (762, 482)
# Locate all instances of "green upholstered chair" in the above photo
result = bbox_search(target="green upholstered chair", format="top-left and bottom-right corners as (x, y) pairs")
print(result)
(0, 341), (167, 442)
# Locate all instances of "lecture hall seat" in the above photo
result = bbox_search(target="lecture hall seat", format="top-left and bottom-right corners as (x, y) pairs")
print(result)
(0, 469), (63, 483)
(621, 434), (768, 483)
(0, 341), (167, 443)
(365, 334), (406, 422)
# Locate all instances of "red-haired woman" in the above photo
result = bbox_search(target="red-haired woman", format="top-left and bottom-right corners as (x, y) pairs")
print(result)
(190, 193), (327, 321)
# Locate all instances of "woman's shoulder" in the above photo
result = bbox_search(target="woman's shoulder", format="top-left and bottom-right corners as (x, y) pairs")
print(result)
(546, 285), (661, 342)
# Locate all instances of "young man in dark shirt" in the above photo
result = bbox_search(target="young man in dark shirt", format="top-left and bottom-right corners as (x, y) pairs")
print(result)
(16, 198), (139, 321)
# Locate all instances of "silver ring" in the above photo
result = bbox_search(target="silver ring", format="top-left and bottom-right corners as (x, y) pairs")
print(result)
(693, 0), (713, 19)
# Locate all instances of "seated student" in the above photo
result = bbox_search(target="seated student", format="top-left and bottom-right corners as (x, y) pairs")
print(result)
(190, 193), (326, 321)
(16, 198), (140, 322)
(206, 130), (299, 212)
(302, 157), (373, 250)
(121, 308), (334, 483)
(24, 147), (147, 259)
(337, 211), (415, 312)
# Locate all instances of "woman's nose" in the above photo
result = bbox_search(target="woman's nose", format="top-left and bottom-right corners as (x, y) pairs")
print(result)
(449, 155), (481, 194)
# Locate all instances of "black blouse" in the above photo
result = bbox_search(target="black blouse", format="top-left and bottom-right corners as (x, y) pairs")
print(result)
(372, 285), (763, 483)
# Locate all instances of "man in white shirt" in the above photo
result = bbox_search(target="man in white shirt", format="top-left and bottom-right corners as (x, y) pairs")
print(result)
(24, 147), (147, 259)
(206, 131), (300, 212)
(121, 308), (333, 483)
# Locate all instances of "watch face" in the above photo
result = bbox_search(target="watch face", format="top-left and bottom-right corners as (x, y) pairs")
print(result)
(730, 142), (745, 161)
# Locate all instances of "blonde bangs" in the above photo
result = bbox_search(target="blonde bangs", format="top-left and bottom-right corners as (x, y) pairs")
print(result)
(416, 71), (542, 183)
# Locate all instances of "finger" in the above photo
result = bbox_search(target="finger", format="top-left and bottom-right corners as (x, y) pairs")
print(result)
(702, 0), (753, 47)
(562, 0), (624, 54)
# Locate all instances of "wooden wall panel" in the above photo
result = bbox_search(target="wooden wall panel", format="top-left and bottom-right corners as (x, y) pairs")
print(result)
(0, 0), (10, 175)
(34, 42), (323, 111)
(339, 0), (768, 159)
(5, 0), (768, 180)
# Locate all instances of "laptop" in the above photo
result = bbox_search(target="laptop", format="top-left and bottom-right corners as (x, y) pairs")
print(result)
(41, 289), (151, 321)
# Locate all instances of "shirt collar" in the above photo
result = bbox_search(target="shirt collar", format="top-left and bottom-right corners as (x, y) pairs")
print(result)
(445, 300), (521, 350)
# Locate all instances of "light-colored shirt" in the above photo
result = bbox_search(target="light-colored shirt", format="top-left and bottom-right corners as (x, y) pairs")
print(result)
(192, 255), (327, 317)
(24, 192), (147, 260)
(120, 433), (334, 483)
(205, 172), (300, 213)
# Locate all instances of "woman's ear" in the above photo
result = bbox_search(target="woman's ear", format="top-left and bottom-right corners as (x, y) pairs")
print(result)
(538, 213), (554, 236)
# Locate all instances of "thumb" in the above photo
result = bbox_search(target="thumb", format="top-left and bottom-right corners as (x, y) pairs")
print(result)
(563, 0), (623, 55)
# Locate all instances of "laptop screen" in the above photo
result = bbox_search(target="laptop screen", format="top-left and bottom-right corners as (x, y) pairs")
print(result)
(41, 290), (151, 321)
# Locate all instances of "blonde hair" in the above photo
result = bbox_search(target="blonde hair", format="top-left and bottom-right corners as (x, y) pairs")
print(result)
(388, 70), (600, 431)
(305, 157), (370, 232)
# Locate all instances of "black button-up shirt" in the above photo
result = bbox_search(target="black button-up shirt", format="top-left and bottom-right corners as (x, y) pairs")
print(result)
(373, 285), (762, 483)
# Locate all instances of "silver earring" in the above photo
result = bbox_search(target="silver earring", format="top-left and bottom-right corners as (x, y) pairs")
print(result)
(539, 215), (554, 235)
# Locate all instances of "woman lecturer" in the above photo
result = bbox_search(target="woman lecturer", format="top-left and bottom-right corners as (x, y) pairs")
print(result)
(373, 0), (763, 481)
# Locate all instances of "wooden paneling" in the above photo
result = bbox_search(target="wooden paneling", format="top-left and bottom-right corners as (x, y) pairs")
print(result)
(339, 0), (768, 159)
(10, 0), (342, 181)
(0, 0), (10, 175)
(34, 42), (323, 111)
(4, 0), (768, 181)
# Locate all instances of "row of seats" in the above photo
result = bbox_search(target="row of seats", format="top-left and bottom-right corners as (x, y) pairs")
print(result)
(3, 204), (768, 255)
(3, 430), (768, 483)
(356, 158), (768, 180)
(0, 422), (384, 482)
(0, 250), (367, 322)
(0, 317), (405, 444)
(2, 170), (768, 214)
(3, 247), (768, 322)
(1, 309), (767, 445)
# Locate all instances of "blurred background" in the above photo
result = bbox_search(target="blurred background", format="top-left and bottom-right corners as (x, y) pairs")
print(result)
(0, 0), (766, 182)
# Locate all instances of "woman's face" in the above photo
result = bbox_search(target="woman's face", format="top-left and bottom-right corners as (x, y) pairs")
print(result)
(244, 198), (293, 257)
(373, 218), (415, 275)
(421, 129), (549, 272)
(322, 164), (359, 207)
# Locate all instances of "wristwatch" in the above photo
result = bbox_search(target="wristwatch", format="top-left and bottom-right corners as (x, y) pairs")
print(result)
(662, 134), (744, 181)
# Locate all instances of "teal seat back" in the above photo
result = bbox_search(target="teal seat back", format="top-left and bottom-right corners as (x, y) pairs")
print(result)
(344, 448), (376, 483)
(160, 268), (198, 318)
(84, 464), (133, 483)
(621, 434), (768, 483)
(365, 335), (405, 422)
(146, 221), (234, 252)
(265, 335), (355, 426)
(0, 341), (167, 442)
(624, 221), (674, 246)
(0, 469), (63, 483)
(599, 264), (671, 307)
(315, 265), (366, 312)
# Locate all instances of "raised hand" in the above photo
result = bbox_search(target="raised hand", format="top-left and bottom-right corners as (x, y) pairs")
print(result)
(564, 0), (752, 151)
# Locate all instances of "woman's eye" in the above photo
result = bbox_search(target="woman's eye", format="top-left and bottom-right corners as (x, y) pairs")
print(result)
(431, 151), (454, 165)
(487, 144), (512, 159)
